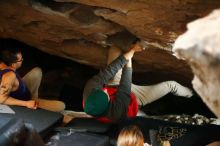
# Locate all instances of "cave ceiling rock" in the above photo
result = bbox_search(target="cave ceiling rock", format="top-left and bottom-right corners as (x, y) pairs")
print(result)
(0, 0), (220, 84)
(173, 9), (220, 118)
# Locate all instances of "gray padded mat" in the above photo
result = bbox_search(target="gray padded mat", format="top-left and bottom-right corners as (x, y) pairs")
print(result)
(0, 116), (11, 129)
(0, 106), (63, 136)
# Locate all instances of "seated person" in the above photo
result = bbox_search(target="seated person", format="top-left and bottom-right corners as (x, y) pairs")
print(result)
(0, 45), (65, 112)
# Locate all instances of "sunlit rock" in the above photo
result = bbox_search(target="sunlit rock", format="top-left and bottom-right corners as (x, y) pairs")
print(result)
(173, 9), (220, 118)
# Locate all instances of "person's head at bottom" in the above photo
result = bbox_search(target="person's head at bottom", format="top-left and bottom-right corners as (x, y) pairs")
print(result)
(117, 125), (144, 146)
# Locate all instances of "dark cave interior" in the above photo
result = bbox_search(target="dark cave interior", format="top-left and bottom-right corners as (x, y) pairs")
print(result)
(0, 38), (215, 118)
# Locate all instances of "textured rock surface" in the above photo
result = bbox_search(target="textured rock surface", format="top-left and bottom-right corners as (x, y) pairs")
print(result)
(173, 9), (220, 118)
(150, 114), (220, 125)
(0, 0), (219, 84)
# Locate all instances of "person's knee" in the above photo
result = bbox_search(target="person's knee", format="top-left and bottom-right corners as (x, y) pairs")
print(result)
(32, 67), (42, 76)
(107, 46), (123, 64)
(30, 67), (42, 80)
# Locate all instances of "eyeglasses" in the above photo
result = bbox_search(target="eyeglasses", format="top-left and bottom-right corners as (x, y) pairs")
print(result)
(15, 58), (24, 62)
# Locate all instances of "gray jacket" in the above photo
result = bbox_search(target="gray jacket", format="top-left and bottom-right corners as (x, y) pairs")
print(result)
(83, 55), (132, 122)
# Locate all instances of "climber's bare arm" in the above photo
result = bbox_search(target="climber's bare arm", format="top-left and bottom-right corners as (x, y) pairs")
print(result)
(0, 72), (37, 109)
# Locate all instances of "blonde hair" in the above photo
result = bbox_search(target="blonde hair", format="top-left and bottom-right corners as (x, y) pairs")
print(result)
(117, 125), (144, 146)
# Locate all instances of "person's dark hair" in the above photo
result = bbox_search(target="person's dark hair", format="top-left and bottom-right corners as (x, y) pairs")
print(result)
(0, 45), (21, 66)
